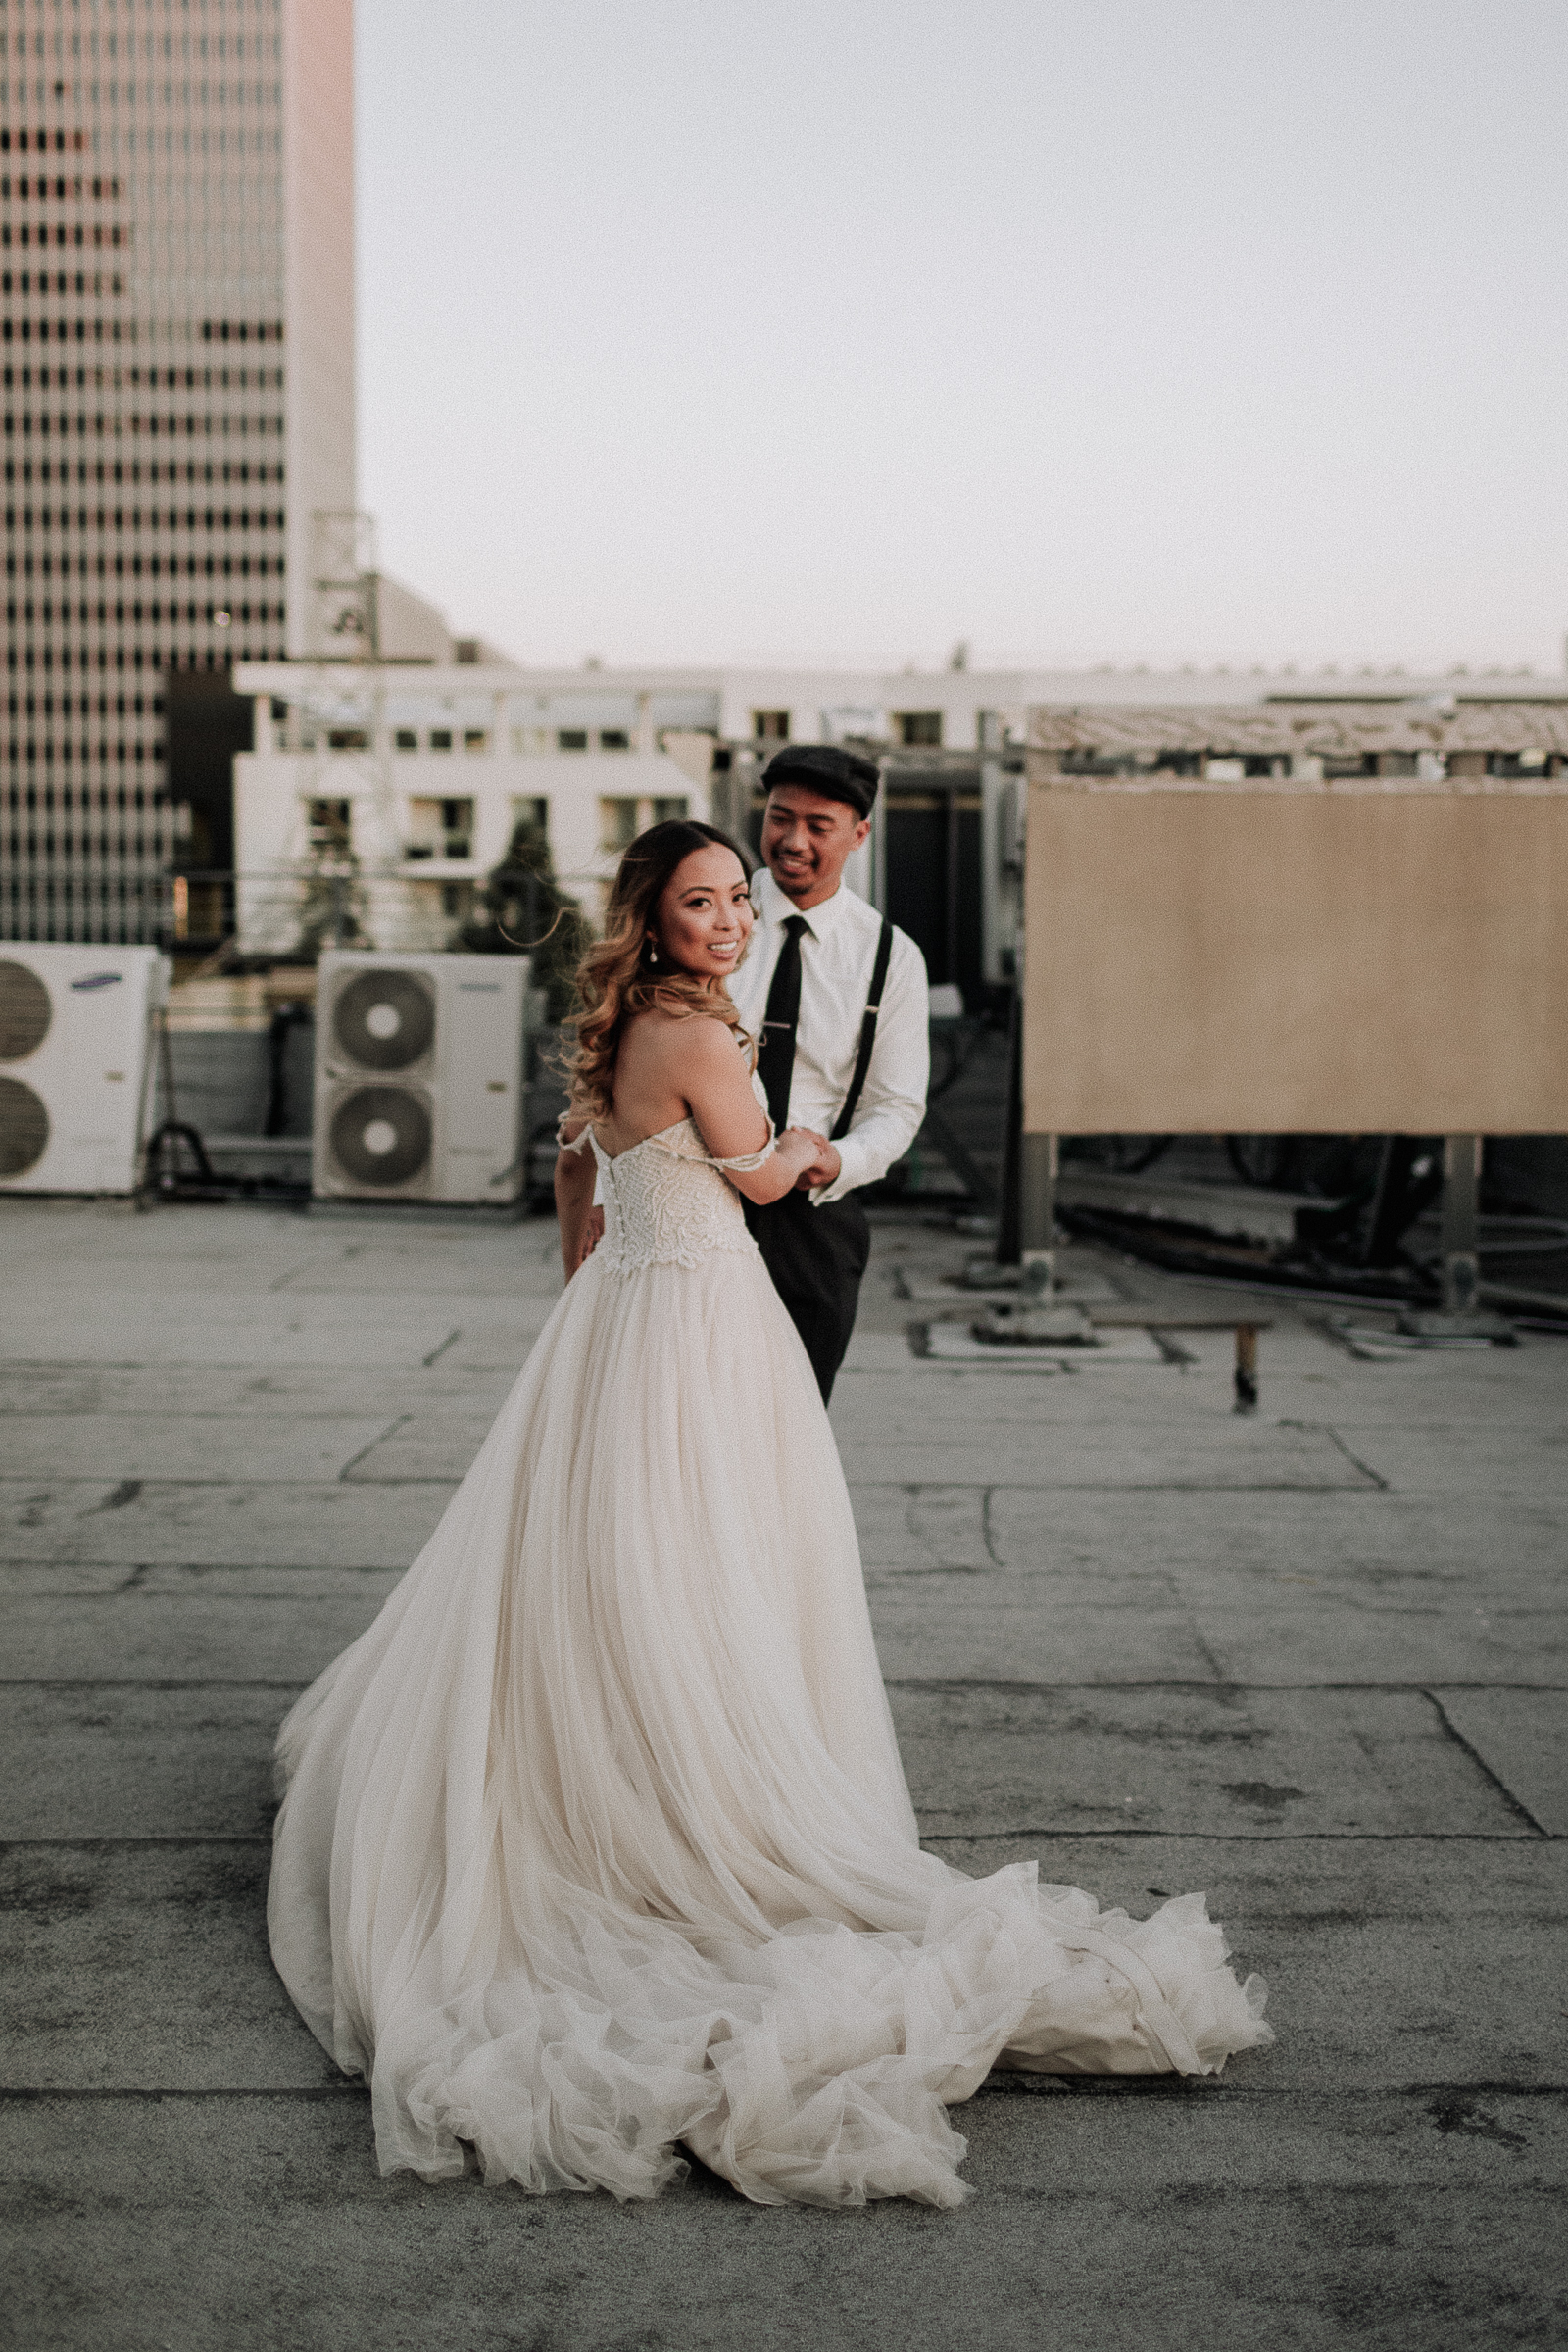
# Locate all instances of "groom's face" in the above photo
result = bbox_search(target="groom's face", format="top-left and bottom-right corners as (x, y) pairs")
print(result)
(760, 785), (872, 910)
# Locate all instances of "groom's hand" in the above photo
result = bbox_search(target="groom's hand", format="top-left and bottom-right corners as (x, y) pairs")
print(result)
(789, 1130), (842, 1192)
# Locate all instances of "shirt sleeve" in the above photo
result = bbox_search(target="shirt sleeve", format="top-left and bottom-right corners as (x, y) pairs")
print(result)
(813, 928), (930, 1204)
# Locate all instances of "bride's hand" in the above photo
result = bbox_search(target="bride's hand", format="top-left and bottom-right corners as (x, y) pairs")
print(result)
(782, 1127), (843, 1192)
(575, 1206), (605, 1269)
(774, 1127), (823, 1175)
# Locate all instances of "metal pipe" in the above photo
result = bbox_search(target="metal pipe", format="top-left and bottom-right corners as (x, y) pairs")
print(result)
(1442, 1135), (1482, 1313)
(945, 782), (960, 989)
(1020, 1131), (1057, 1294)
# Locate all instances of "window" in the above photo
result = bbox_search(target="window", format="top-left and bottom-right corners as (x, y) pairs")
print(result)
(600, 796), (642, 852)
(326, 727), (368, 752)
(558, 728), (589, 752)
(393, 728), (417, 752)
(512, 796), (549, 837)
(599, 728), (630, 752)
(305, 796), (351, 851)
(428, 728), (453, 752)
(895, 710), (943, 748)
(463, 728), (489, 752)
(597, 794), (688, 852)
(753, 710), (790, 741)
(406, 796), (474, 861)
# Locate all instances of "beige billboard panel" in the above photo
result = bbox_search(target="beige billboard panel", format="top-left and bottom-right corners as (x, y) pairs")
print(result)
(1023, 786), (1568, 1135)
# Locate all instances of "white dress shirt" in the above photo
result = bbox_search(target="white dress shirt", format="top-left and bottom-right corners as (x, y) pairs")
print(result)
(727, 867), (930, 1205)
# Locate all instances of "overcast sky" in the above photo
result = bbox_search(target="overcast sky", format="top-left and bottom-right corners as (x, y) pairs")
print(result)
(356, 1), (1568, 675)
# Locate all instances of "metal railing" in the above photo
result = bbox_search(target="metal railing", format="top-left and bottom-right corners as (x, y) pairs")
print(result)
(1, 863), (475, 956)
(1, 865), (191, 949)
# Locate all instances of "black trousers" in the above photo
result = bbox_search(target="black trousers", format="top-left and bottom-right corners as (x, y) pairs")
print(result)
(744, 1190), (870, 1405)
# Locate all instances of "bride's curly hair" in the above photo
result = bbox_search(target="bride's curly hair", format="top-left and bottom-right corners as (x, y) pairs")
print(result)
(563, 818), (757, 1120)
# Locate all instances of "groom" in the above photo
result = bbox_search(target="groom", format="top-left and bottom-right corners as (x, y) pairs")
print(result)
(729, 745), (929, 1403)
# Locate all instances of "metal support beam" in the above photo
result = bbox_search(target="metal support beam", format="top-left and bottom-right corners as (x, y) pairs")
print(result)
(1442, 1134), (1482, 1313)
(979, 756), (1002, 985)
(1020, 1130), (1057, 1295)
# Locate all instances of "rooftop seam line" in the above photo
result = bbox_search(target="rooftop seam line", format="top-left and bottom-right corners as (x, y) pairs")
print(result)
(916, 1828), (1556, 1843)
(0, 1836), (273, 1850)
(4, 2082), (1564, 2106)
(335, 1415), (410, 1482)
(1320, 1426), (1392, 1490)
(0, 1561), (414, 1576)
(1420, 1689), (1550, 1838)
(7, 1674), (1567, 1692)
(1, 1829), (1556, 1850)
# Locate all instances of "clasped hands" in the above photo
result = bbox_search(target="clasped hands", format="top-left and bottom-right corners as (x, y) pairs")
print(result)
(782, 1126), (842, 1193)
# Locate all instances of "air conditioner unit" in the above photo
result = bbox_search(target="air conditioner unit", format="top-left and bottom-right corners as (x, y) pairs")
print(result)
(0, 944), (168, 1194)
(313, 950), (530, 1204)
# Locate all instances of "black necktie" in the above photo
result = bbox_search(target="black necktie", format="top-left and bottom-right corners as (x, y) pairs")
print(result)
(757, 914), (808, 1134)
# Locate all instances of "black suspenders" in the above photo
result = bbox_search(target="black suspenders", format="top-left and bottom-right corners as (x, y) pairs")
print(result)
(829, 918), (894, 1144)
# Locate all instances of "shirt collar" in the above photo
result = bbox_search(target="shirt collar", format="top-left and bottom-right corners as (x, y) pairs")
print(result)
(754, 864), (851, 943)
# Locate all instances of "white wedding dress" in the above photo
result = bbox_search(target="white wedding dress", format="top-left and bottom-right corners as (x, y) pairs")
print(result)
(268, 1101), (1270, 2209)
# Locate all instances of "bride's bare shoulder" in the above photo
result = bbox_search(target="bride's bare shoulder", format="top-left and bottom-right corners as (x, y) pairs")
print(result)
(621, 1004), (742, 1081)
(634, 1003), (726, 1048)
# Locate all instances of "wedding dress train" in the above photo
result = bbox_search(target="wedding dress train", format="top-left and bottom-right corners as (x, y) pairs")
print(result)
(268, 1109), (1270, 2209)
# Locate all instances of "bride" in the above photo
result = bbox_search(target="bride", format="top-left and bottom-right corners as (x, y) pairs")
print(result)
(268, 819), (1270, 2210)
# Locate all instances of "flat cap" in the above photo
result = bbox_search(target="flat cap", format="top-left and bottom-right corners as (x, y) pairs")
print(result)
(761, 743), (880, 818)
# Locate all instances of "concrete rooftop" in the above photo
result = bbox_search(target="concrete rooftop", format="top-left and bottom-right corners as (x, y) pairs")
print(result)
(1, 1197), (1564, 2350)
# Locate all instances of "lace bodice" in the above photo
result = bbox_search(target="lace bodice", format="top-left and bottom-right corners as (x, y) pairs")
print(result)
(561, 1112), (776, 1279)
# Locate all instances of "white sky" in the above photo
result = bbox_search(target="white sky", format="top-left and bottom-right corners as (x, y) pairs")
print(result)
(356, 0), (1568, 675)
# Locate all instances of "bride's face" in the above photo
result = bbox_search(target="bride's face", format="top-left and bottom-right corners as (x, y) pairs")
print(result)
(652, 845), (755, 982)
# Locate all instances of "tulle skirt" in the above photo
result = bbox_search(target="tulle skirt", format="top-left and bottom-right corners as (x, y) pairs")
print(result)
(268, 1244), (1270, 2207)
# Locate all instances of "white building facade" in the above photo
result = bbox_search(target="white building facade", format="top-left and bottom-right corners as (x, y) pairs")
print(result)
(231, 657), (1568, 1001)
(233, 655), (1081, 956)
(1, 0), (354, 944)
(232, 662), (728, 955)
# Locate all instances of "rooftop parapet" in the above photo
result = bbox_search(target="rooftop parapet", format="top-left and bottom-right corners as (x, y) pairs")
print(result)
(1027, 699), (1568, 783)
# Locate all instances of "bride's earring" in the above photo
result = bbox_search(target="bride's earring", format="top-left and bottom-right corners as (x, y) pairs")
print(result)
(647, 935), (659, 965)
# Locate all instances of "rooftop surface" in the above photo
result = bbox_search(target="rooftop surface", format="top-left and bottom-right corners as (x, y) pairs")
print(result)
(2, 1197), (1564, 2350)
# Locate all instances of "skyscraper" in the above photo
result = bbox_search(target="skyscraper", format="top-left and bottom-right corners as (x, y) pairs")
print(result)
(1, 0), (353, 944)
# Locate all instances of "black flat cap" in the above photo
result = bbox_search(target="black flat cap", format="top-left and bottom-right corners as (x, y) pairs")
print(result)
(761, 743), (880, 818)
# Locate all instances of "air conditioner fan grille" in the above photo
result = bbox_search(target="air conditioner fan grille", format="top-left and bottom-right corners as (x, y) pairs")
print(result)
(332, 969), (435, 1071)
(329, 1084), (432, 1187)
(0, 960), (53, 1063)
(0, 1076), (51, 1176)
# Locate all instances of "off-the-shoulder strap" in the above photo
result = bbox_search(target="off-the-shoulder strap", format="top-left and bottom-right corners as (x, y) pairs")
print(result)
(652, 1117), (777, 1173)
(707, 1130), (778, 1173)
(557, 1113), (594, 1156)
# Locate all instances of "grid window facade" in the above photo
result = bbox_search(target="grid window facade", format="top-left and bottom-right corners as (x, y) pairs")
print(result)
(0, 0), (351, 943)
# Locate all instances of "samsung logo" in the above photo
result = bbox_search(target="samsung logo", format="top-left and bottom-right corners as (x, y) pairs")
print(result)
(70, 972), (125, 992)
